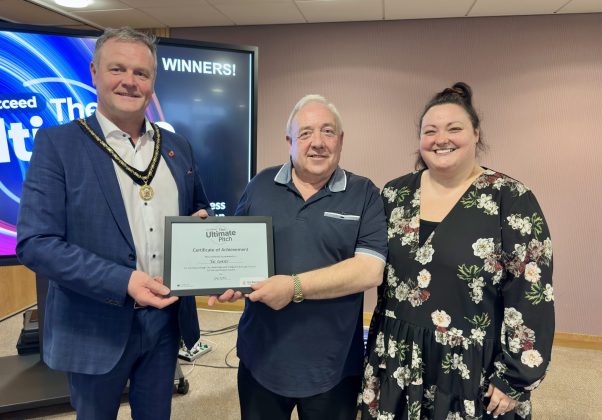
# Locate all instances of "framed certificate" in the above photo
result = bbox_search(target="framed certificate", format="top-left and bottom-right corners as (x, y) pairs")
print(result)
(164, 216), (274, 295)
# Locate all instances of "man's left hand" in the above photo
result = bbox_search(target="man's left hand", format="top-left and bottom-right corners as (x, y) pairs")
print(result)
(192, 209), (209, 218)
(207, 289), (244, 306)
(247, 275), (295, 310)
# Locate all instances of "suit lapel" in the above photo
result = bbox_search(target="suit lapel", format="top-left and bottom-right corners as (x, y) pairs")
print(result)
(161, 133), (188, 216)
(81, 114), (135, 251)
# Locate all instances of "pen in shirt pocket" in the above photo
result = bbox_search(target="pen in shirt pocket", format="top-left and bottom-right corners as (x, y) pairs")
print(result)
(324, 211), (360, 221)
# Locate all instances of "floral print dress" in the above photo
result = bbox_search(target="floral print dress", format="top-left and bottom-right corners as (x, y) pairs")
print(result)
(359, 169), (554, 420)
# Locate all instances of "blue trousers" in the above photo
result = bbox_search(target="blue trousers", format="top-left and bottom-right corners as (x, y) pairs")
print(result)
(68, 306), (179, 420)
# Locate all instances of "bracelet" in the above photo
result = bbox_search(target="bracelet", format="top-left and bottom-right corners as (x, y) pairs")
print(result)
(291, 274), (304, 303)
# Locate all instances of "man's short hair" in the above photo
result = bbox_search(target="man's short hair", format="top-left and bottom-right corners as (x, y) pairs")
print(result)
(93, 27), (157, 73)
(286, 94), (343, 139)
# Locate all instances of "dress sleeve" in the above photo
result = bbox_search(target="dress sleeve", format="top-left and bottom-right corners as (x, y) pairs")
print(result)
(490, 189), (555, 401)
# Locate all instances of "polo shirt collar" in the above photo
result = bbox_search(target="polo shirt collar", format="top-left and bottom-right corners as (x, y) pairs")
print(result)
(274, 161), (347, 192)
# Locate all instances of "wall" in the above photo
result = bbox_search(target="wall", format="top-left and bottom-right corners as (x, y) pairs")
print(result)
(174, 13), (602, 335)
(0, 265), (36, 320)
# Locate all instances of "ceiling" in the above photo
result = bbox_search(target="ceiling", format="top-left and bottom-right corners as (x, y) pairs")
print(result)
(0, 0), (601, 31)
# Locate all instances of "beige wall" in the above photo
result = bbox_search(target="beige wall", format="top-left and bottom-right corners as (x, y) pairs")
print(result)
(174, 13), (602, 336)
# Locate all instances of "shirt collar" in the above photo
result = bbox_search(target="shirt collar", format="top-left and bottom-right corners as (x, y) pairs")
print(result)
(95, 111), (153, 141)
(274, 161), (347, 192)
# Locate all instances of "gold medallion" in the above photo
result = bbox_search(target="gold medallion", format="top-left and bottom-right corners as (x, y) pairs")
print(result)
(139, 185), (154, 201)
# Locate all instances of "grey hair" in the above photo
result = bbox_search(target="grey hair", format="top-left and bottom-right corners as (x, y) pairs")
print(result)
(285, 94), (343, 139)
(93, 27), (157, 73)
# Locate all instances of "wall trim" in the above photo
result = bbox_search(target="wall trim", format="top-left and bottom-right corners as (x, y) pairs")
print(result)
(194, 303), (602, 350)
(552, 332), (602, 350)
(363, 311), (373, 327)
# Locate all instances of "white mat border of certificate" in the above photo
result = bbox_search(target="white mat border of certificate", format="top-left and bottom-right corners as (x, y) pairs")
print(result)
(164, 216), (274, 296)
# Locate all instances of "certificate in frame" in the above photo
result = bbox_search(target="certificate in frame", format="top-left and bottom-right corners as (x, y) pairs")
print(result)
(164, 216), (274, 295)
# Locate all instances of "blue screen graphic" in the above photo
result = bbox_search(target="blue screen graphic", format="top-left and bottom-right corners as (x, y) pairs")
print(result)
(0, 28), (255, 259)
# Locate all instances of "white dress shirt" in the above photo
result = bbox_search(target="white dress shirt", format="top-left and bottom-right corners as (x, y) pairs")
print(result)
(96, 111), (179, 278)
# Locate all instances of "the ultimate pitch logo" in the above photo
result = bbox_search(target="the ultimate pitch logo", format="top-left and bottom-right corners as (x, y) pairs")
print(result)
(205, 227), (237, 244)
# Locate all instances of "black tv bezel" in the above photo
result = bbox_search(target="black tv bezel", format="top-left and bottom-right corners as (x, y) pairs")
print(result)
(0, 255), (19, 267)
(0, 22), (259, 266)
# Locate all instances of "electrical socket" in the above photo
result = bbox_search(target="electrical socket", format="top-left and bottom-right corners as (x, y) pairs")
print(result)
(178, 342), (212, 362)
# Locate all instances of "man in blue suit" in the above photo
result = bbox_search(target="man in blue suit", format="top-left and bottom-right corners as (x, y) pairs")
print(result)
(17, 27), (210, 419)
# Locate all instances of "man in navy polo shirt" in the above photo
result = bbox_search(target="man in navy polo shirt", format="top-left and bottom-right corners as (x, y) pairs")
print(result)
(214, 94), (387, 419)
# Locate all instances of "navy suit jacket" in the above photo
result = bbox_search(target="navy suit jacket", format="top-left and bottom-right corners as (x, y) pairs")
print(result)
(17, 114), (208, 375)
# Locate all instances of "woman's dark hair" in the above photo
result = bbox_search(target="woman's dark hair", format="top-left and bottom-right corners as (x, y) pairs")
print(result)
(414, 82), (487, 170)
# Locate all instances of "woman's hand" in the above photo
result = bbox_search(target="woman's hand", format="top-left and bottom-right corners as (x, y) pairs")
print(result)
(485, 384), (518, 418)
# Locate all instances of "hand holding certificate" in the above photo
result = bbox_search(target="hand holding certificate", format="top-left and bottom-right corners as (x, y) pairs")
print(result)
(164, 216), (274, 295)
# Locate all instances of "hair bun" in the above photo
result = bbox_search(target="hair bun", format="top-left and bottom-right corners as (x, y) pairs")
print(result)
(439, 83), (473, 105)
(450, 82), (473, 105)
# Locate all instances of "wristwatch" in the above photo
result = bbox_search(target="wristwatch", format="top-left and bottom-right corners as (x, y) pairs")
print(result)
(291, 274), (304, 303)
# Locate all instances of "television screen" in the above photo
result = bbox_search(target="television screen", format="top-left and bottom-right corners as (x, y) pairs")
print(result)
(0, 23), (257, 265)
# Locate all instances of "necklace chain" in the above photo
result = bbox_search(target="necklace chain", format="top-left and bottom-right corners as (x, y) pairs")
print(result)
(76, 118), (162, 187)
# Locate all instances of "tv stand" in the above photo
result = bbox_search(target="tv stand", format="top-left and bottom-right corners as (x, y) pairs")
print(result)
(0, 275), (70, 414)
(0, 354), (70, 413)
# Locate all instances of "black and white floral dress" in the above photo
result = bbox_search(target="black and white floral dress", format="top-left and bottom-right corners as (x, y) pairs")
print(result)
(359, 169), (554, 420)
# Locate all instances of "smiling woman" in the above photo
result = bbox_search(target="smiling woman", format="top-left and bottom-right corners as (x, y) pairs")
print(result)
(358, 82), (555, 420)
(415, 82), (487, 171)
